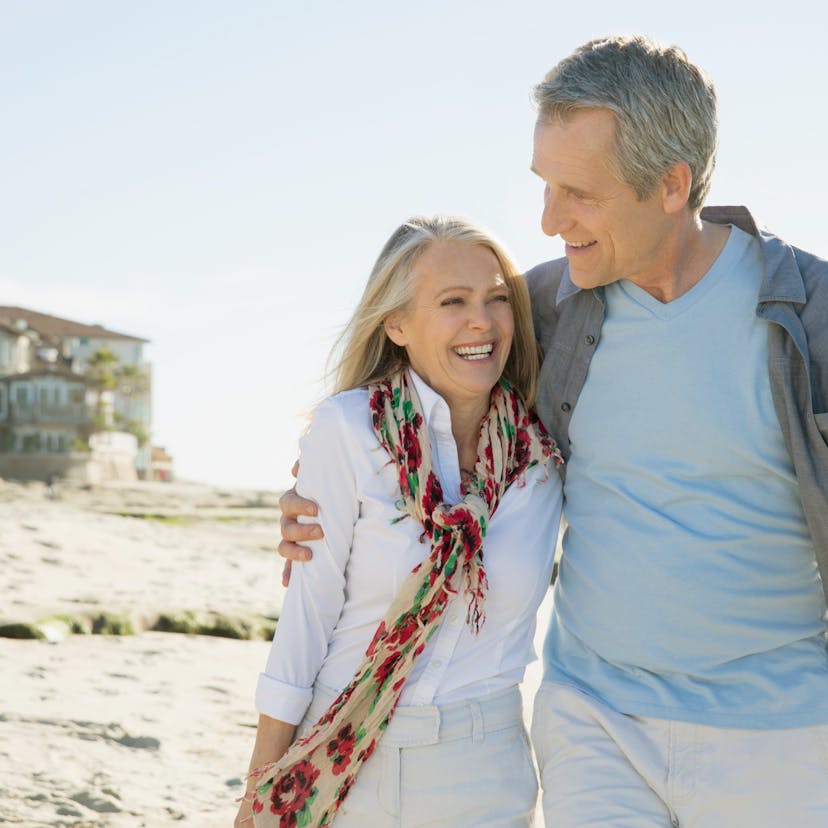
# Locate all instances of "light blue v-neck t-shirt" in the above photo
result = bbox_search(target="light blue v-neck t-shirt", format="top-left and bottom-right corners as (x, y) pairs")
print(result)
(543, 226), (828, 728)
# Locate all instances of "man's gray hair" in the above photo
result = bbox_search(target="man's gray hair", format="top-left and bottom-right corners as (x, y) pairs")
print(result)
(533, 35), (718, 212)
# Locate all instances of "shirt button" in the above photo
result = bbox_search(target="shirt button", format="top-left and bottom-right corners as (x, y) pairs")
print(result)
(431, 659), (443, 669)
(584, 334), (595, 345)
(449, 614), (459, 625)
(561, 402), (571, 412)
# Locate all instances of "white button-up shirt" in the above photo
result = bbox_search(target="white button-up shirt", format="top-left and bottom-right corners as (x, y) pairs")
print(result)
(256, 373), (562, 724)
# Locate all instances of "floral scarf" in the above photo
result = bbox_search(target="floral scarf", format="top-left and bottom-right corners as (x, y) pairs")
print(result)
(247, 369), (561, 827)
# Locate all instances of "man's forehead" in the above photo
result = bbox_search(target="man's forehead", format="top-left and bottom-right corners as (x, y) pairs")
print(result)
(532, 113), (618, 172)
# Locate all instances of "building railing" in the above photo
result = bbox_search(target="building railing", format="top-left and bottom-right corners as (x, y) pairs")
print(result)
(2, 403), (94, 424)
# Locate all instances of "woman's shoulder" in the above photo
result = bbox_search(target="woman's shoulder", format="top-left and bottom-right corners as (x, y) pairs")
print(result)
(312, 387), (370, 422)
(304, 388), (375, 446)
(300, 388), (390, 485)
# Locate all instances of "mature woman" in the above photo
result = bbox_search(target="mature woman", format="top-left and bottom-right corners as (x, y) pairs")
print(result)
(235, 215), (563, 828)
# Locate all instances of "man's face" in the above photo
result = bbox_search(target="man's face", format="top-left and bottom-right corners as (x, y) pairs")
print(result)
(531, 108), (671, 291)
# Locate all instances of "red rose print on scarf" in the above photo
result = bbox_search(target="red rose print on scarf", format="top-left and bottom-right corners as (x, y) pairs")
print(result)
(268, 759), (320, 823)
(326, 724), (357, 775)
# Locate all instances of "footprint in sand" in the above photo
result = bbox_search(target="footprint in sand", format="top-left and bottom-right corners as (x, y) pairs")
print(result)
(12, 716), (163, 752)
(70, 789), (123, 813)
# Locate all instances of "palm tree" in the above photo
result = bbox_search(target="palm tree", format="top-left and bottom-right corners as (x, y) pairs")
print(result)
(86, 347), (119, 428)
(85, 349), (150, 435)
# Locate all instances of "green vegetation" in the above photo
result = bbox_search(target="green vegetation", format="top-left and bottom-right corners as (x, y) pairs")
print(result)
(103, 511), (268, 525)
(151, 611), (276, 640)
(91, 612), (135, 636)
(40, 614), (90, 635)
(86, 347), (150, 442)
(0, 610), (277, 641)
(152, 611), (200, 635)
(0, 621), (46, 640)
(69, 437), (91, 453)
(108, 511), (193, 525)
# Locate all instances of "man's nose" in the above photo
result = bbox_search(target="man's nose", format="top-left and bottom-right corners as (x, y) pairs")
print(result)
(541, 187), (573, 237)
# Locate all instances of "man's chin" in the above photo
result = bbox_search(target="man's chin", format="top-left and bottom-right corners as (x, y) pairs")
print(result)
(568, 268), (602, 290)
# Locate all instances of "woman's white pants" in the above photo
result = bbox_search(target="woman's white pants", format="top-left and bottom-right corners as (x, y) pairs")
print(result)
(298, 684), (537, 827)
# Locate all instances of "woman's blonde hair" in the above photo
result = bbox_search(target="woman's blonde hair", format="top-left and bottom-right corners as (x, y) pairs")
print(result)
(331, 215), (538, 405)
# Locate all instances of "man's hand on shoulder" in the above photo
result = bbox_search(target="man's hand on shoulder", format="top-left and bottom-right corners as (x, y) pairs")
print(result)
(277, 465), (323, 586)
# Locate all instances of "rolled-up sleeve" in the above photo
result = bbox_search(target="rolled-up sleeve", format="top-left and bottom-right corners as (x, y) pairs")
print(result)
(255, 396), (359, 723)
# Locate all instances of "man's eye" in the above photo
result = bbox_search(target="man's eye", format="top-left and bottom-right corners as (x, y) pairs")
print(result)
(570, 191), (598, 205)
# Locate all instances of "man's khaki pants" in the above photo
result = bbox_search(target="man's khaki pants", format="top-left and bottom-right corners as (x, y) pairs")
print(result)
(531, 681), (828, 828)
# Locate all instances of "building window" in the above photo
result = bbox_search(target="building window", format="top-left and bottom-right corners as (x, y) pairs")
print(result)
(22, 433), (42, 453)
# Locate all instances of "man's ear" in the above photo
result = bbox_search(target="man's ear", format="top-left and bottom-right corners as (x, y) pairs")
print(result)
(384, 313), (408, 346)
(661, 161), (692, 214)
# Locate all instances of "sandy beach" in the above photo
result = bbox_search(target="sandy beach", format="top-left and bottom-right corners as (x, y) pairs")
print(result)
(0, 479), (551, 827)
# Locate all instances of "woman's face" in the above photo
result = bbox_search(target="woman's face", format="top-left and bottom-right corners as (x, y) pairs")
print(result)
(385, 240), (514, 411)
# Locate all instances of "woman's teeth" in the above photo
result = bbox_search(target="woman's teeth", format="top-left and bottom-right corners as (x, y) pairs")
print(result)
(454, 344), (493, 361)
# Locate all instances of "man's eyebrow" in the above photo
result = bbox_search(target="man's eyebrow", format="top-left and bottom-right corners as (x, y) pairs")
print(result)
(528, 168), (592, 199)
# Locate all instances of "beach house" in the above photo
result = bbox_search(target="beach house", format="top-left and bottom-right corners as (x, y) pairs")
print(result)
(0, 306), (155, 481)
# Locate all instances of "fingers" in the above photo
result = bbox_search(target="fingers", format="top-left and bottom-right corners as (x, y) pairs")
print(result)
(291, 459), (299, 479)
(281, 559), (292, 588)
(277, 538), (314, 562)
(278, 489), (318, 519)
(277, 478), (320, 570)
(279, 511), (322, 543)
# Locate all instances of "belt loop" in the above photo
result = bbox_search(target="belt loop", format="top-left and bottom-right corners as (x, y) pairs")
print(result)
(470, 700), (484, 743)
(379, 746), (401, 818)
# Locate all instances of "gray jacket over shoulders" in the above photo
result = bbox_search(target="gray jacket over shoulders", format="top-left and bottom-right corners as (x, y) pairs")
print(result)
(525, 205), (828, 604)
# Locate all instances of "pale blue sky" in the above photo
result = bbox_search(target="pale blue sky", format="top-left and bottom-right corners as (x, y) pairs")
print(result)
(2, 1), (827, 489)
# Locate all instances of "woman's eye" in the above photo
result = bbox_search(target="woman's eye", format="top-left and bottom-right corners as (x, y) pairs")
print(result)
(440, 297), (463, 306)
(491, 294), (510, 303)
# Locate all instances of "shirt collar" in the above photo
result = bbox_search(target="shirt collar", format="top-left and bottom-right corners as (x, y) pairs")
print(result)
(408, 368), (450, 429)
(554, 205), (806, 307)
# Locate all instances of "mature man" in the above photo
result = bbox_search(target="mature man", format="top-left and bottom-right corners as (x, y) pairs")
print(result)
(278, 36), (828, 827)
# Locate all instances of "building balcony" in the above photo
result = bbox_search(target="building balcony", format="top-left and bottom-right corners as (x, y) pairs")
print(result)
(5, 403), (94, 425)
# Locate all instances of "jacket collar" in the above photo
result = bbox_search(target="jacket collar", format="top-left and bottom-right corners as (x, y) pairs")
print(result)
(555, 205), (806, 306)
